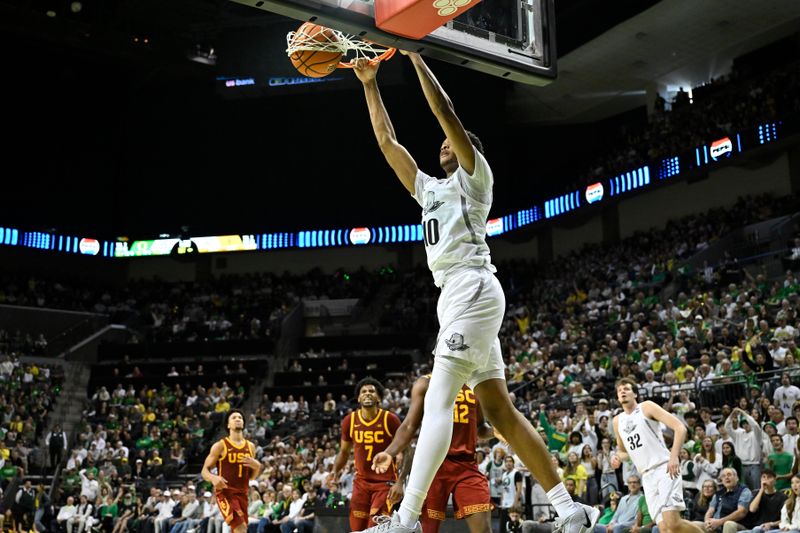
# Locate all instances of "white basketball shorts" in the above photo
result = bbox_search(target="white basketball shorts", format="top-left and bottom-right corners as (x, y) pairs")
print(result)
(642, 464), (686, 525)
(432, 267), (505, 389)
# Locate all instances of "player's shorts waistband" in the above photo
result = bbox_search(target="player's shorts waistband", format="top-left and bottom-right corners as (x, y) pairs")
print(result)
(438, 264), (496, 288)
(641, 460), (668, 475)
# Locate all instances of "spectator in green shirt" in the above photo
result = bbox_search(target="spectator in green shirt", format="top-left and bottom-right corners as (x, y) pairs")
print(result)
(99, 493), (120, 533)
(631, 493), (653, 533)
(598, 494), (620, 526)
(538, 410), (567, 453)
(766, 434), (794, 490)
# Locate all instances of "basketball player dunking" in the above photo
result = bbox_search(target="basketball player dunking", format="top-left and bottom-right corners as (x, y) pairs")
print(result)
(373, 374), (493, 533)
(201, 410), (261, 533)
(351, 52), (597, 533)
(330, 378), (402, 531)
(611, 378), (705, 533)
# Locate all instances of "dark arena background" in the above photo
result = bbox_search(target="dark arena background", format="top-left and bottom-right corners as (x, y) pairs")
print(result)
(1, 0), (800, 532)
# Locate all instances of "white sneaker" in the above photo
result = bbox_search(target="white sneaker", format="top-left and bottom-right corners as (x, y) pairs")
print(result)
(351, 512), (422, 533)
(554, 504), (601, 533)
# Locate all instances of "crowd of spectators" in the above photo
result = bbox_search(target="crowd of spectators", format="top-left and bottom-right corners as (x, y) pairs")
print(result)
(0, 378), (248, 532)
(3, 186), (800, 533)
(0, 268), (382, 345)
(0, 355), (62, 480)
(574, 54), (800, 193)
(0, 330), (48, 356)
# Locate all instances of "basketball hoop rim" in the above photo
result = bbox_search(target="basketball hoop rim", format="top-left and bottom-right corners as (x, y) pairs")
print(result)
(338, 47), (397, 68)
(287, 24), (397, 70)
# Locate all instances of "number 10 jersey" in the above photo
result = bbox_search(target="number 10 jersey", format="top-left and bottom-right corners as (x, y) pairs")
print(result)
(413, 147), (496, 289)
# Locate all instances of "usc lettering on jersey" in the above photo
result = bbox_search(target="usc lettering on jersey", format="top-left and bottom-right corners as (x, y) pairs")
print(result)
(341, 409), (401, 482)
(216, 437), (256, 493)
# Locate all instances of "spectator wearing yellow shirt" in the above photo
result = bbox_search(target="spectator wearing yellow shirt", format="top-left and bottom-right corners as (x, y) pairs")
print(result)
(562, 451), (589, 500)
(675, 356), (696, 383)
(214, 399), (231, 413)
(515, 308), (530, 335)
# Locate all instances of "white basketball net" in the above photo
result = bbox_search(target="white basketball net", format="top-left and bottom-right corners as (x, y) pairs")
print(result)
(286, 26), (394, 65)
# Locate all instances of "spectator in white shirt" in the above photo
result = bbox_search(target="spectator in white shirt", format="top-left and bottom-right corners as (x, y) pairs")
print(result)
(775, 374), (800, 418)
(0, 355), (16, 377)
(155, 490), (177, 533)
(770, 339), (788, 366)
(68, 495), (93, 533)
(725, 408), (764, 491)
(641, 369), (661, 397)
(186, 391), (198, 407)
(310, 463), (330, 488)
(784, 417), (800, 455)
(700, 407), (719, 437)
(79, 469), (99, 501)
(56, 496), (78, 531)
(774, 475), (800, 532)
(199, 491), (223, 533)
(775, 318), (797, 341)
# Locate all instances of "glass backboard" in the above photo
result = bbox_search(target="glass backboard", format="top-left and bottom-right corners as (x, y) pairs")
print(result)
(229, 0), (556, 85)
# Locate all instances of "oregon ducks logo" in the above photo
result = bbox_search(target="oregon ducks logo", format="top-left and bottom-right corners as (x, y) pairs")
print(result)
(432, 0), (472, 17)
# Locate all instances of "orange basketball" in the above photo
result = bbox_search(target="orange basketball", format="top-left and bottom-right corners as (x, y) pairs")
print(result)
(289, 22), (343, 78)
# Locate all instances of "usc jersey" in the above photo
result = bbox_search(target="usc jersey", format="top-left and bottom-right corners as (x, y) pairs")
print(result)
(341, 408), (401, 482)
(215, 437), (256, 493)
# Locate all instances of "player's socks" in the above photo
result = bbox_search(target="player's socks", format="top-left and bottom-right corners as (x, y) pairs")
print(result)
(546, 483), (580, 518)
(398, 364), (464, 528)
(397, 488), (426, 527)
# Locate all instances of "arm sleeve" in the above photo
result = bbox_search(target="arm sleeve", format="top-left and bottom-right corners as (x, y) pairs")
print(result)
(762, 346), (775, 370)
(780, 504), (790, 529)
(701, 457), (720, 477)
(737, 488), (753, 509)
(724, 415), (735, 435)
(538, 412), (554, 439)
(744, 414), (763, 442)
(741, 349), (756, 371)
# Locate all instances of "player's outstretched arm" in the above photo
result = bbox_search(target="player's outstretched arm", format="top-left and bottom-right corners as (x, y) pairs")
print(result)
(373, 377), (428, 475)
(353, 58), (418, 194)
(404, 52), (475, 175)
(641, 400), (687, 478)
(201, 441), (228, 491)
(476, 405), (494, 442)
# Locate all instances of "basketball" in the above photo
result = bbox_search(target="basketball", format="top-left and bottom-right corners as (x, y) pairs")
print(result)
(289, 22), (343, 78)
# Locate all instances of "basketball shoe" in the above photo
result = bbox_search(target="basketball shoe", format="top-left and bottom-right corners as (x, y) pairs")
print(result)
(351, 512), (422, 533)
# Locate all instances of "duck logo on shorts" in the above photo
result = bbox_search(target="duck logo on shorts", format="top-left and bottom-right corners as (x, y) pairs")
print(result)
(445, 333), (469, 351)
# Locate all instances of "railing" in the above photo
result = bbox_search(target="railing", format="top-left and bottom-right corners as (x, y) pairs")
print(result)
(661, 211), (799, 300)
(634, 368), (797, 410)
(48, 315), (110, 357)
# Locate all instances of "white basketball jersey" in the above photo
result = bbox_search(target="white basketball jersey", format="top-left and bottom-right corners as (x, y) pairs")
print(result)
(413, 148), (496, 288)
(500, 469), (519, 508)
(616, 405), (670, 473)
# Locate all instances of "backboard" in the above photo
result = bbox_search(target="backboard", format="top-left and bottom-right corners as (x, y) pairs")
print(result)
(229, 0), (556, 85)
